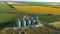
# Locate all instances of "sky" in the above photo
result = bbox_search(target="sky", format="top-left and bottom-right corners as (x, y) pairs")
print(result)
(0, 0), (60, 2)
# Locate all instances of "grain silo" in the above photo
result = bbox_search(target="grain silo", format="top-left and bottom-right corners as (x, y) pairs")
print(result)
(29, 17), (36, 25)
(23, 18), (26, 27)
(13, 16), (39, 29)
(20, 18), (25, 27)
(25, 18), (31, 27)
(34, 16), (39, 24)
(14, 19), (21, 27)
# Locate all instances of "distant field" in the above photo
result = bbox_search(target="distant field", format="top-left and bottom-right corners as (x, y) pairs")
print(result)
(10, 2), (60, 8)
(0, 2), (16, 12)
(14, 6), (60, 15)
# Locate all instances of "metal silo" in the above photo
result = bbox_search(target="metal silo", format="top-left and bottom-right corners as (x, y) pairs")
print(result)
(29, 17), (35, 25)
(14, 19), (21, 27)
(23, 18), (26, 27)
(34, 16), (39, 24)
(18, 19), (21, 27)
(25, 18), (31, 28)
(20, 18), (24, 27)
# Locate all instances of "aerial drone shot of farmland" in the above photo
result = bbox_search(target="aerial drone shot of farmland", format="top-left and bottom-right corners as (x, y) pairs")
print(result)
(0, 1), (60, 34)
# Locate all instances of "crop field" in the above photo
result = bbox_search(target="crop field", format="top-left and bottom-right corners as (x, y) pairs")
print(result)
(14, 6), (60, 15)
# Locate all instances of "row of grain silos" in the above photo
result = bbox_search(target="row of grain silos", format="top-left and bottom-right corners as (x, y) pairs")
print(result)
(14, 17), (39, 29)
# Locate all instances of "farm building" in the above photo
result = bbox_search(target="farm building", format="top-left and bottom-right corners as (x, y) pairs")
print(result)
(13, 16), (39, 29)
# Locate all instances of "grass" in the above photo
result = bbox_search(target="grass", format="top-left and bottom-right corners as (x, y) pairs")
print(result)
(39, 15), (58, 23)
(29, 14), (60, 23)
